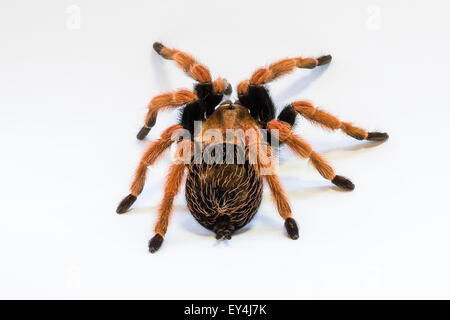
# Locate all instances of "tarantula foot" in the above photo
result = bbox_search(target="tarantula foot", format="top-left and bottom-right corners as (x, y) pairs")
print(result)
(317, 55), (332, 66)
(116, 194), (137, 214)
(367, 132), (389, 142)
(136, 126), (151, 140)
(149, 234), (164, 253)
(284, 217), (299, 240)
(153, 42), (165, 55)
(332, 175), (355, 191)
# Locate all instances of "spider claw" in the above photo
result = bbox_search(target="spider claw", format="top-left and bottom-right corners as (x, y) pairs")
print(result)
(367, 132), (389, 142)
(149, 234), (164, 253)
(116, 194), (137, 214)
(317, 55), (332, 66)
(332, 175), (355, 191)
(284, 217), (299, 240)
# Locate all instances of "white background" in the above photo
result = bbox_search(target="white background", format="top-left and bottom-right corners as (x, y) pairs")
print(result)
(1, 0), (449, 299)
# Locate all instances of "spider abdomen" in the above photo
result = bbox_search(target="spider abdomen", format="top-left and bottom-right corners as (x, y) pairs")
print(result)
(185, 160), (263, 238)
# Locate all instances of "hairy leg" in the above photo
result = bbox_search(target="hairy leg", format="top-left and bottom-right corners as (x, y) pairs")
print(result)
(267, 119), (355, 190)
(137, 89), (197, 140)
(153, 42), (212, 83)
(249, 138), (299, 239)
(150, 42), (232, 134)
(116, 124), (182, 213)
(237, 54), (331, 93)
(238, 55), (331, 123)
(291, 101), (389, 141)
(149, 163), (186, 253)
(236, 54), (331, 124)
(137, 80), (232, 140)
(264, 173), (299, 239)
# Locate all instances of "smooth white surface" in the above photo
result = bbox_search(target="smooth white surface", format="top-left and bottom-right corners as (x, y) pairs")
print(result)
(1, 0), (450, 299)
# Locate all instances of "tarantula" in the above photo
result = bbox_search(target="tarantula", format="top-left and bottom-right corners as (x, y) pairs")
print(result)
(116, 42), (388, 253)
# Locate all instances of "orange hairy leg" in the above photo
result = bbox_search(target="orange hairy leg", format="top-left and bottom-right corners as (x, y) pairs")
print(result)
(148, 163), (186, 253)
(236, 54), (331, 122)
(237, 54), (332, 95)
(116, 124), (182, 214)
(152, 42), (231, 96)
(264, 174), (292, 220)
(291, 101), (389, 141)
(212, 77), (232, 95)
(137, 89), (198, 140)
(267, 120), (355, 190)
(149, 139), (193, 253)
(139, 43), (231, 140)
(248, 134), (299, 239)
(153, 42), (212, 83)
(264, 173), (299, 240)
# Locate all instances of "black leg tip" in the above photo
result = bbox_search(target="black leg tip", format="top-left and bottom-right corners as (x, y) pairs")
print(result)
(285, 217), (299, 240)
(149, 234), (164, 253)
(136, 126), (151, 140)
(224, 83), (232, 95)
(116, 194), (137, 214)
(317, 55), (332, 66)
(332, 175), (355, 191)
(367, 132), (389, 142)
(153, 42), (164, 55)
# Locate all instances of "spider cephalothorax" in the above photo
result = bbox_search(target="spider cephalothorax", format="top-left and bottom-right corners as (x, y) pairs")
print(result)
(117, 42), (388, 253)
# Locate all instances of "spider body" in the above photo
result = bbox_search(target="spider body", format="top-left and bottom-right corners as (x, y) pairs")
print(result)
(186, 103), (265, 239)
(117, 42), (389, 253)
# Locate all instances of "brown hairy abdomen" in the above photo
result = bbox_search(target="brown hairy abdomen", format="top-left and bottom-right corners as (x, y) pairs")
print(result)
(185, 161), (263, 232)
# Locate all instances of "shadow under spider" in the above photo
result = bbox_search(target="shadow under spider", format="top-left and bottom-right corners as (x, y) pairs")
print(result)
(277, 139), (388, 199)
(150, 47), (172, 91)
(320, 140), (386, 155)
